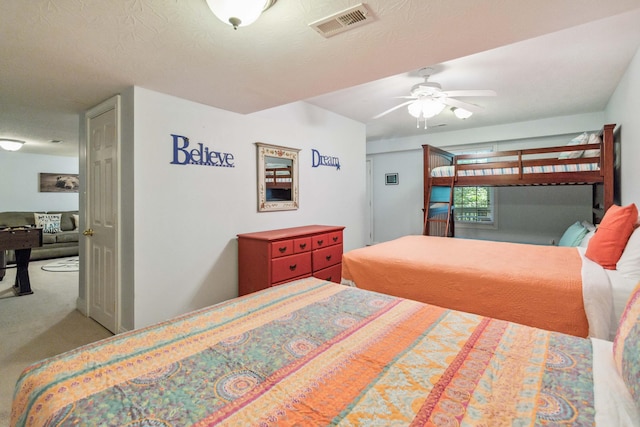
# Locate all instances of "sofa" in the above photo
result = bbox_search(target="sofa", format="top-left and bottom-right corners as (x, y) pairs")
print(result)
(0, 211), (79, 278)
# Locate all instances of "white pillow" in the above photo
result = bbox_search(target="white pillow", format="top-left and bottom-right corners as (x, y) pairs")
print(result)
(558, 132), (589, 159)
(72, 214), (80, 230)
(617, 227), (640, 281)
(583, 133), (601, 158)
(578, 221), (596, 248)
(579, 229), (596, 248)
(581, 220), (596, 232)
(34, 213), (62, 234)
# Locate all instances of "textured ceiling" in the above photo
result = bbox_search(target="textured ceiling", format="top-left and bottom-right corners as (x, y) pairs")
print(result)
(1, 0), (640, 157)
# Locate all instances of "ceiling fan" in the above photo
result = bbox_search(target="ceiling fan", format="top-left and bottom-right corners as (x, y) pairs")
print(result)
(373, 67), (496, 129)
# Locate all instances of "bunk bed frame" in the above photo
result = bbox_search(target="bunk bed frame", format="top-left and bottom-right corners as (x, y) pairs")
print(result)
(265, 165), (292, 189)
(422, 123), (617, 236)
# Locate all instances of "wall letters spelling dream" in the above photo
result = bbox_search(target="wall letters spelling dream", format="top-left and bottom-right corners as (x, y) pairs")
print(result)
(311, 149), (340, 170)
(170, 134), (235, 167)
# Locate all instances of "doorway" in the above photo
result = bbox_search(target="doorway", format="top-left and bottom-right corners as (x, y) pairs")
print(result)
(81, 95), (121, 334)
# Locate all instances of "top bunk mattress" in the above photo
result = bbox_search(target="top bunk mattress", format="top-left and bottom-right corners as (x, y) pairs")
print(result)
(432, 162), (599, 177)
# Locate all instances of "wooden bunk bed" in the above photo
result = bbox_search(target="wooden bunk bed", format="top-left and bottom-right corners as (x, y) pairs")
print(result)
(422, 123), (617, 236)
(265, 164), (292, 189)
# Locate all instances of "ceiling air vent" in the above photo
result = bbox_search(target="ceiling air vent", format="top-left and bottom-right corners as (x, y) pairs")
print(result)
(309, 4), (374, 38)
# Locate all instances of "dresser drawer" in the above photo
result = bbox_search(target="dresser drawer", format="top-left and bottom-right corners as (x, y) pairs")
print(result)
(272, 252), (311, 284)
(327, 231), (342, 246)
(270, 240), (294, 258)
(313, 263), (342, 284)
(313, 244), (342, 271)
(293, 237), (311, 253)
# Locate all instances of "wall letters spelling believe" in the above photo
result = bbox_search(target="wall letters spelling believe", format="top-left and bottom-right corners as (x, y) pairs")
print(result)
(170, 134), (235, 167)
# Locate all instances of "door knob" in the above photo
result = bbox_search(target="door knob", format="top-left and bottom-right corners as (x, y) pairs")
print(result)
(83, 229), (94, 236)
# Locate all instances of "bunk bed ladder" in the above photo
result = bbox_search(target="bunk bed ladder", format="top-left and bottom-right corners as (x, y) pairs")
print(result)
(424, 178), (455, 237)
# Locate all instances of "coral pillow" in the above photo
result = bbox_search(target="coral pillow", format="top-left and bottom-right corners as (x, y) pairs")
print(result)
(585, 204), (638, 269)
(613, 281), (640, 407)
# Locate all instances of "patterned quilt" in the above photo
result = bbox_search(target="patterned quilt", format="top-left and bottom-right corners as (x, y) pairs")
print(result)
(11, 277), (595, 426)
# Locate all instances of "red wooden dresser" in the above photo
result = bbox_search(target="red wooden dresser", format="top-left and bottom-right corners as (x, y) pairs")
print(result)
(237, 225), (345, 296)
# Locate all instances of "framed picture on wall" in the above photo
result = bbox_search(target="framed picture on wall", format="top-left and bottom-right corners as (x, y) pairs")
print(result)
(385, 173), (399, 185)
(39, 173), (80, 193)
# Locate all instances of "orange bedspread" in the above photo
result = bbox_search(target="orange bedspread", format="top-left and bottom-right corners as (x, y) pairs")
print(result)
(342, 235), (588, 337)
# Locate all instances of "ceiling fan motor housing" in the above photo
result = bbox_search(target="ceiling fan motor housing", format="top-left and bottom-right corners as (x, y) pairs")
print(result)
(411, 82), (443, 97)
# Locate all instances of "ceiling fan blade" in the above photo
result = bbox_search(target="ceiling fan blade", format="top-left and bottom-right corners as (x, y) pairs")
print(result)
(440, 97), (483, 112)
(441, 90), (496, 97)
(372, 100), (415, 119)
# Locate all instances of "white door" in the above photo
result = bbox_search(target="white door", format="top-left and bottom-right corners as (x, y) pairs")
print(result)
(85, 96), (120, 333)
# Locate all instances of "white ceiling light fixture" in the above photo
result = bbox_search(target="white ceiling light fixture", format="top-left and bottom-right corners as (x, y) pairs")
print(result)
(205, 0), (277, 30)
(373, 67), (496, 130)
(407, 99), (446, 129)
(0, 139), (25, 151)
(452, 107), (473, 119)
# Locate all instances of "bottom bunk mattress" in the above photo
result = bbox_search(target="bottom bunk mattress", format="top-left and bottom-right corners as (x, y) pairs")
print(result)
(11, 277), (636, 426)
(341, 235), (613, 338)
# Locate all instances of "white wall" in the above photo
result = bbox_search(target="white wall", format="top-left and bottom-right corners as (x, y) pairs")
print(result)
(367, 113), (605, 244)
(0, 151), (78, 212)
(128, 88), (366, 328)
(606, 45), (640, 207)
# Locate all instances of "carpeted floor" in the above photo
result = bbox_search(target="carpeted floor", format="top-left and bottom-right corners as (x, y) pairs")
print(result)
(41, 256), (79, 272)
(0, 258), (113, 425)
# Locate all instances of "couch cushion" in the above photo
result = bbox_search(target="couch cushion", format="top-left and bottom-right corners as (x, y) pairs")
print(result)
(47, 211), (78, 232)
(0, 211), (40, 228)
(56, 231), (79, 243)
(42, 233), (57, 244)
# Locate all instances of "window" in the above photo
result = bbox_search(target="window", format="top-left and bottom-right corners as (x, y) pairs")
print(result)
(447, 145), (496, 226)
(454, 186), (493, 223)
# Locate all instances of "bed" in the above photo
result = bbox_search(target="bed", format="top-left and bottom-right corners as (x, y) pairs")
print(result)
(11, 276), (640, 426)
(423, 123), (617, 235)
(341, 235), (631, 340)
(265, 163), (292, 189)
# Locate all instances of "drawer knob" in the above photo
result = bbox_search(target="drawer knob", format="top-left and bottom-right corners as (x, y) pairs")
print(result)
(289, 264), (297, 271)
(332, 236), (338, 242)
(299, 243), (306, 249)
(317, 239), (324, 246)
(325, 255), (332, 261)
(278, 246), (287, 253)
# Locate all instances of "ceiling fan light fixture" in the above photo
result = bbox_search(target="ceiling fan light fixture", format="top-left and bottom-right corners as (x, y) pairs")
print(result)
(407, 99), (446, 119)
(0, 138), (25, 151)
(452, 107), (473, 119)
(205, 0), (277, 30)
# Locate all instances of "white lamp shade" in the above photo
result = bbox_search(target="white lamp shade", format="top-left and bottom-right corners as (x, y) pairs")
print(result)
(0, 139), (24, 151)
(206, 0), (268, 28)
(453, 107), (473, 119)
(407, 99), (446, 119)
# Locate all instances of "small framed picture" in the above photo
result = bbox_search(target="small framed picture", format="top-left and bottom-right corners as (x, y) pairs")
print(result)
(39, 173), (80, 193)
(385, 173), (398, 185)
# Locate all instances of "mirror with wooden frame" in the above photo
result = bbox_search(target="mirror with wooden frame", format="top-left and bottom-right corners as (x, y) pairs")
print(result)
(256, 143), (300, 212)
